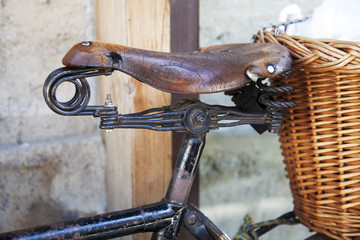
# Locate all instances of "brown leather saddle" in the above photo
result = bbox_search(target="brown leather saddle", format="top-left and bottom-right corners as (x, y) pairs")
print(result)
(62, 41), (292, 94)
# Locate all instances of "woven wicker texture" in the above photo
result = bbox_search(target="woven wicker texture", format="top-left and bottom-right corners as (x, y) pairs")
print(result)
(256, 30), (360, 240)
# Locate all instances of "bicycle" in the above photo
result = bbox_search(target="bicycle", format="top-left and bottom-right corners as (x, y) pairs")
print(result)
(0, 40), (302, 240)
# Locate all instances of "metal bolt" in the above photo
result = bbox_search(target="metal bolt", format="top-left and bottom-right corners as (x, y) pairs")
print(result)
(192, 112), (205, 124)
(269, 128), (278, 134)
(196, 115), (205, 123)
(105, 94), (113, 133)
(269, 125), (281, 134)
(80, 41), (92, 47)
(105, 94), (113, 107)
(186, 214), (197, 225)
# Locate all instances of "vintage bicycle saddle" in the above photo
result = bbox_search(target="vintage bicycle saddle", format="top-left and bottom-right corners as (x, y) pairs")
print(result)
(62, 41), (292, 94)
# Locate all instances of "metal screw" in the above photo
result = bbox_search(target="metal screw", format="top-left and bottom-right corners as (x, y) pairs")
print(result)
(80, 41), (92, 47)
(186, 214), (197, 225)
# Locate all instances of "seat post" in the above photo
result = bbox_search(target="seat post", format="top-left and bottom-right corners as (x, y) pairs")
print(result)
(165, 132), (206, 205)
(151, 132), (206, 240)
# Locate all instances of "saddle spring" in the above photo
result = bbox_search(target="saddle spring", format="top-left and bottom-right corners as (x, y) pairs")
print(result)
(43, 67), (114, 116)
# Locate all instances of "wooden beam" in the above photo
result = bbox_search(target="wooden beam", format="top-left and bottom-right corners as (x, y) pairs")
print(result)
(96, 1), (172, 239)
(125, 0), (172, 208)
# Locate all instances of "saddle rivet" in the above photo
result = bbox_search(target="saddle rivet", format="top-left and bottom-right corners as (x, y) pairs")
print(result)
(80, 41), (92, 47)
(267, 64), (275, 74)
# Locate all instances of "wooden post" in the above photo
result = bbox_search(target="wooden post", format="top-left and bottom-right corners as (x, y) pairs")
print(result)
(95, 1), (199, 239)
(96, 1), (171, 239)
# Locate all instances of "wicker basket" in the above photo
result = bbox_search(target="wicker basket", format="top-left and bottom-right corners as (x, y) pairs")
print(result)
(256, 30), (360, 240)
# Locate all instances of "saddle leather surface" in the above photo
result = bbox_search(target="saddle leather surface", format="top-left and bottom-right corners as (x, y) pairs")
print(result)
(62, 41), (292, 94)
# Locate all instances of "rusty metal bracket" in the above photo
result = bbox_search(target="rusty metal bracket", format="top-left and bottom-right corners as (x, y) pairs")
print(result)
(183, 204), (230, 240)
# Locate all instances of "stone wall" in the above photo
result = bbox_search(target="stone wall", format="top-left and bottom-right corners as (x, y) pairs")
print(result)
(0, 0), (106, 231)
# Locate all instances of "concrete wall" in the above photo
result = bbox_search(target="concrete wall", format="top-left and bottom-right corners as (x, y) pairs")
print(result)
(0, 0), (106, 231)
(199, 0), (322, 239)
